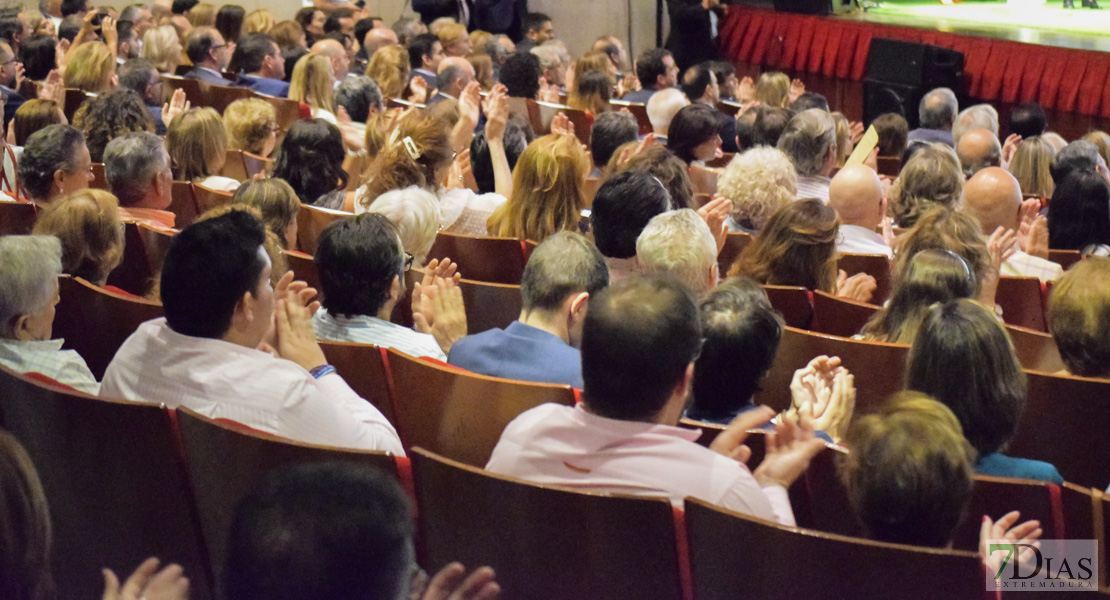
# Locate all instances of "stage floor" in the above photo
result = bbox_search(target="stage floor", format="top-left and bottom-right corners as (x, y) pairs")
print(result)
(853, 0), (1110, 51)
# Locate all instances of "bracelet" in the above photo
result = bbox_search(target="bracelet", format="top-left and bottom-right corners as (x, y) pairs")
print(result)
(309, 364), (336, 379)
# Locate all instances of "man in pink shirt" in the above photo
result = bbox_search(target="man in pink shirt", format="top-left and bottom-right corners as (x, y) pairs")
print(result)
(486, 276), (827, 525)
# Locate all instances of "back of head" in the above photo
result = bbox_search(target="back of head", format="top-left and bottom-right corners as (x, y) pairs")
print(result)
(361, 115), (451, 203)
(952, 104), (999, 144)
(752, 106), (792, 148)
(776, 108), (835, 176)
(730, 198), (839, 293)
(862, 249), (977, 344)
(0, 429), (53, 600)
(891, 206), (990, 285)
(216, 5), (245, 43)
(12, 100), (64, 148)
(0, 235), (63, 340)
(21, 36), (57, 82)
(62, 41), (113, 93)
(160, 210), (267, 338)
(469, 116), (530, 194)
(754, 71), (789, 108)
(888, 143), (963, 228)
(223, 98), (278, 156)
(500, 51), (541, 99)
(666, 103), (721, 164)
(289, 53), (336, 113)
(521, 231), (608, 312)
(225, 462), (413, 600)
(18, 124), (85, 202)
(31, 189), (123, 285)
(646, 88), (688, 134)
(635, 48), (670, 89)
(636, 208), (718, 294)
(273, 118), (346, 204)
(117, 57), (158, 98)
(788, 92), (828, 113)
(1051, 140), (1101, 185)
(74, 88), (155, 162)
(690, 277), (783, 420)
(336, 75), (383, 124)
(918, 87), (958, 131)
(679, 63), (713, 102)
(1048, 167), (1110, 251)
(905, 299), (1026, 456)
(827, 163), (882, 228)
(589, 111), (637, 168)
(489, 133), (590, 242)
(316, 213), (403, 318)
(717, 146), (797, 232)
(955, 129), (1001, 178)
(614, 145), (694, 209)
(591, 171), (672, 259)
(581, 276), (701, 421)
(184, 25), (218, 65)
(1009, 103), (1047, 140)
(1049, 257), (1110, 378)
(961, 166), (1021, 234)
(231, 178), (301, 247)
(167, 107), (227, 181)
(1083, 130), (1110, 167)
(872, 112), (908, 157)
(235, 32), (277, 74)
(840, 391), (975, 548)
(363, 187), (440, 265)
(1009, 136), (1056, 200)
(104, 131), (168, 208)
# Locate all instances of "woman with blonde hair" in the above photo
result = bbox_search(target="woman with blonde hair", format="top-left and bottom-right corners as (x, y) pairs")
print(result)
(63, 42), (116, 94)
(487, 133), (590, 242)
(32, 188), (125, 286)
(365, 44), (411, 101)
(571, 52), (615, 94)
(1008, 136), (1056, 200)
(1082, 130), (1110, 167)
(242, 9), (275, 34)
(187, 3), (218, 28)
(567, 71), (612, 119)
(888, 143), (964, 228)
(290, 53), (337, 123)
(141, 24), (184, 73)
(468, 52), (495, 91)
(755, 71), (790, 108)
(166, 107), (240, 191)
(232, 178), (300, 249)
(716, 146), (797, 233)
(730, 199), (876, 302)
(437, 22), (470, 57)
(831, 112), (853, 168)
(223, 98), (277, 157)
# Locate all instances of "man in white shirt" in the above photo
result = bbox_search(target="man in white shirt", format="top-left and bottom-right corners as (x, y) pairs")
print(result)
(101, 211), (403, 454)
(778, 109), (838, 203)
(962, 167), (1063, 283)
(487, 276), (826, 525)
(828, 164), (892, 258)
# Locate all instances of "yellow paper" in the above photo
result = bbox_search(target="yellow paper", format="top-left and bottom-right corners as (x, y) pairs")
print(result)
(846, 125), (879, 166)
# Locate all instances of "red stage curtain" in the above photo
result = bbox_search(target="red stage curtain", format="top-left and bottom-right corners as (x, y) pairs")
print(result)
(719, 6), (1109, 116)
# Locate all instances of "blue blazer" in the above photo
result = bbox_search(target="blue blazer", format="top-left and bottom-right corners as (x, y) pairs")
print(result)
(621, 88), (657, 105)
(183, 67), (228, 86)
(238, 74), (290, 98)
(448, 321), (583, 389)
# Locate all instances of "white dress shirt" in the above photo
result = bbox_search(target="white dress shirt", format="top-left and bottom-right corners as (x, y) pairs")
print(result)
(0, 338), (99, 394)
(1002, 249), (1063, 283)
(487, 403), (795, 525)
(313, 309), (446, 361)
(794, 175), (831, 204)
(101, 318), (404, 454)
(837, 224), (892, 257)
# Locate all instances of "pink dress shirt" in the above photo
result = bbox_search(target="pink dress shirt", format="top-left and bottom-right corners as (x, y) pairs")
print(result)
(486, 403), (795, 525)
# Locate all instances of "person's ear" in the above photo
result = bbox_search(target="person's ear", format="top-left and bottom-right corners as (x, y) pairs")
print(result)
(389, 274), (402, 302)
(11, 313), (31, 341)
(51, 168), (66, 192)
(230, 289), (255, 331)
(119, 41), (129, 57)
(567, 292), (589, 322)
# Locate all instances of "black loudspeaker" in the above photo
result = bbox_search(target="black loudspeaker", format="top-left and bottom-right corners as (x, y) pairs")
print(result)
(863, 38), (965, 128)
(772, 0), (832, 15)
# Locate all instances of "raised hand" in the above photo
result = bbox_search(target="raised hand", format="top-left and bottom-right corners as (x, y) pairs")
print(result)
(753, 414), (827, 489)
(788, 78), (805, 104)
(836, 270), (877, 303)
(413, 276), (467, 355)
(697, 196), (731, 255)
(418, 563), (500, 600)
(709, 405), (777, 463)
(161, 88), (190, 125)
(457, 80), (482, 127)
(981, 226), (1017, 306)
(737, 75), (755, 103)
(980, 511), (1043, 579)
(409, 76), (428, 104)
(271, 271), (327, 371)
(1001, 133), (1022, 171)
(550, 112), (574, 137)
(102, 557), (189, 600)
(37, 69), (64, 105)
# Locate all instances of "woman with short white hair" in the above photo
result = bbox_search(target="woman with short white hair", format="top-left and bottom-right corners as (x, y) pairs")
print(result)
(360, 186), (441, 267)
(0, 235), (99, 393)
(716, 146), (798, 234)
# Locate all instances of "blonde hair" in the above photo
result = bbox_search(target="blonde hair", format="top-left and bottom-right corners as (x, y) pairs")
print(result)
(359, 114), (452, 205)
(223, 98), (276, 155)
(188, 3), (218, 28)
(141, 24), (183, 73)
(717, 147), (797, 232)
(891, 206), (991, 284)
(755, 72), (790, 108)
(32, 188), (124, 285)
(270, 20), (305, 49)
(1009, 136), (1056, 200)
(365, 44), (410, 100)
(12, 100), (64, 147)
(167, 107), (228, 181)
(290, 54), (336, 115)
(363, 186), (441, 265)
(232, 178), (300, 248)
(243, 9), (275, 34)
(487, 133), (590, 242)
(437, 22), (468, 50)
(1083, 130), (1110, 167)
(831, 112), (852, 168)
(888, 144), (964, 228)
(570, 51), (613, 94)
(63, 42), (115, 93)
(467, 52), (494, 91)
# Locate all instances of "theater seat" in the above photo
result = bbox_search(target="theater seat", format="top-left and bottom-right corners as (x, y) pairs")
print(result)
(295, 203), (350, 255)
(837, 252), (892, 305)
(169, 180), (200, 228)
(811, 290), (880, 338)
(996, 276), (1047, 332)
(0, 200), (36, 235)
(193, 181), (234, 214)
(763, 285), (814, 330)
(318, 340), (395, 424)
(425, 231), (529, 285)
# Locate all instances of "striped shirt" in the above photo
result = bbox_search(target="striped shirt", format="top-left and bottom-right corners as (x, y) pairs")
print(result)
(794, 175), (832, 204)
(0, 338), (99, 394)
(313, 309), (446, 361)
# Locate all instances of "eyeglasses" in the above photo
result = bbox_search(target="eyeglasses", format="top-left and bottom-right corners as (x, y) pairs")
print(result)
(403, 252), (414, 272)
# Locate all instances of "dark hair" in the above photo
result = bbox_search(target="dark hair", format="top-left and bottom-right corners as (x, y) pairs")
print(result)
(73, 89), (155, 162)
(225, 462), (413, 600)
(522, 12), (551, 36)
(18, 125), (85, 201)
(161, 210), (268, 338)
(1009, 103), (1047, 140)
(581, 276), (702, 421)
(1051, 140), (1101, 185)
(184, 26), (219, 65)
(590, 112), (638, 168)
(613, 145), (694, 209)
(708, 61), (735, 98)
(22, 35), (57, 81)
(323, 15), (344, 35)
(1048, 168), (1110, 251)
(590, 171), (671, 258)
(115, 19), (136, 45)
(679, 63), (713, 102)
(273, 119), (348, 205)
(407, 33), (439, 69)
(231, 33), (277, 74)
(60, 0), (88, 17)
(521, 231), (608, 312)
(336, 75), (383, 123)
(57, 15), (83, 43)
(901, 140), (931, 165)
(282, 46), (308, 83)
(294, 7), (320, 38)
(354, 17), (376, 52)
(12, 100), (64, 146)
(117, 58), (158, 99)
(316, 213), (403, 318)
(500, 52), (542, 99)
(736, 106), (759, 149)
(905, 299), (1027, 457)
(667, 103), (722, 164)
(689, 277), (783, 421)
(172, 0), (198, 15)
(752, 106), (792, 147)
(470, 115), (530, 194)
(635, 48), (671, 90)
(0, 429), (55, 600)
(873, 112), (909, 157)
(789, 91), (829, 113)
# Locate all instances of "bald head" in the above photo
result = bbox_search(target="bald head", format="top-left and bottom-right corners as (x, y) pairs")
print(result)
(311, 38), (350, 80)
(828, 164), (884, 230)
(962, 166), (1022, 234)
(436, 56), (474, 97)
(956, 129), (1001, 178)
(363, 27), (398, 58)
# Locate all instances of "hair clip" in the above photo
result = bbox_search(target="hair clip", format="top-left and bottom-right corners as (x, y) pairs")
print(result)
(402, 136), (421, 160)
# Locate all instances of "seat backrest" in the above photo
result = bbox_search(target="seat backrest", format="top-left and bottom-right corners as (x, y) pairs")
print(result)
(951, 475), (1063, 551)
(996, 276), (1047, 332)
(62, 87), (92, 121)
(162, 75), (208, 108)
(0, 365), (213, 599)
(257, 95), (303, 134)
(295, 203), (350, 255)
(219, 149), (248, 181)
(811, 290), (880, 338)
(610, 100), (653, 135)
(1005, 325), (1064, 373)
(282, 249), (319, 292)
(717, 231), (752, 275)
(89, 162), (108, 190)
(411, 448), (686, 600)
(762, 285), (814, 329)
(386, 349), (576, 466)
(1047, 249), (1082, 271)
(876, 155), (901, 177)
(425, 231), (528, 284)
(582, 176), (601, 208)
(193, 181), (235, 214)
(175, 407), (402, 580)
(318, 340), (396, 423)
(169, 180), (200, 228)
(206, 83), (254, 114)
(687, 164), (719, 196)
(105, 222), (157, 296)
(684, 497), (987, 600)
(704, 152), (735, 169)
(53, 276), (164, 379)
(755, 326), (908, 413)
(1008, 370), (1110, 489)
(458, 276), (523, 334)
(0, 200), (37, 234)
(241, 151), (274, 178)
(838, 252), (892, 305)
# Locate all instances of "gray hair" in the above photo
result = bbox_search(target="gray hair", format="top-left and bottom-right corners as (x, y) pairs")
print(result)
(435, 63), (464, 91)
(919, 87), (958, 130)
(521, 231), (609, 312)
(646, 88), (688, 134)
(530, 44), (562, 71)
(104, 132), (168, 208)
(777, 109), (836, 176)
(952, 103), (999, 143)
(336, 75), (383, 123)
(18, 124), (86, 201)
(636, 208), (718, 294)
(0, 235), (63, 338)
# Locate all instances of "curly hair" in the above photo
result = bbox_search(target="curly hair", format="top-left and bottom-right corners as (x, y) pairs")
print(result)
(716, 147), (797, 232)
(73, 89), (155, 162)
(272, 119), (348, 205)
(358, 115), (453, 207)
(888, 143), (964, 228)
(223, 98), (277, 156)
(729, 198), (839, 293)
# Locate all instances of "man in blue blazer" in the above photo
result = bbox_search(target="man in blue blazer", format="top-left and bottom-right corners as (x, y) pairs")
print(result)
(448, 232), (609, 389)
(234, 33), (289, 98)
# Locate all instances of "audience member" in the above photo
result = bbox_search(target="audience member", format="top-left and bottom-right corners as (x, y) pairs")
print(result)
(182, 26), (232, 85)
(141, 24), (183, 73)
(611, 144), (694, 209)
(952, 103), (999, 144)
(963, 167), (1062, 281)
(754, 71), (790, 108)
(408, 32), (444, 85)
(103, 131), (175, 230)
(9, 99), (65, 147)
(242, 8), (274, 35)
(21, 35), (57, 82)
(645, 87), (688, 142)
(360, 187), (440, 266)
(667, 103), (722, 165)
(1008, 136), (1056, 200)
(1048, 257), (1110, 378)
(234, 33), (289, 97)
(751, 106), (792, 148)
(289, 53), (337, 123)
(215, 4), (244, 44)
(310, 37), (350, 83)
(117, 58), (171, 134)
(232, 178), (301, 249)
(223, 97), (278, 157)
(624, 48), (677, 104)
(777, 109), (837, 202)
(469, 116), (529, 194)
(272, 118), (348, 208)
(499, 51), (542, 100)
(1009, 102), (1048, 140)
(860, 249), (977, 344)
(1051, 139), (1107, 186)
(789, 91), (828, 113)
(590, 171), (672, 281)
(72, 88), (155, 162)
(567, 70), (612, 118)
(908, 87), (958, 147)
(1047, 168), (1110, 255)
(636, 208), (719, 294)
(31, 188), (124, 287)
(1082, 130), (1110, 167)
(166, 107), (240, 192)
(188, 3), (218, 28)
(891, 206), (1002, 308)
(366, 44), (412, 101)
(515, 12), (553, 53)
(955, 128), (1002, 178)
(18, 124), (92, 206)
(716, 146), (796, 234)
(63, 41), (116, 93)
(335, 75), (383, 132)
(429, 56), (475, 104)
(872, 112), (908, 158)
(589, 111), (638, 175)
(487, 133), (589, 242)
(828, 164), (890, 256)
(888, 143), (963, 228)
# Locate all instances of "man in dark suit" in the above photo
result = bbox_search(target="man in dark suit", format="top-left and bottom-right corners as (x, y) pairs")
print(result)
(426, 56), (474, 106)
(665, 0), (723, 73)
(233, 33), (289, 97)
(408, 33), (444, 88)
(681, 62), (738, 153)
(0, 41), (24, 129)
(623, 48), (679, 105)
(514, 12), (552, 54)
(182, 26), (232, 85)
